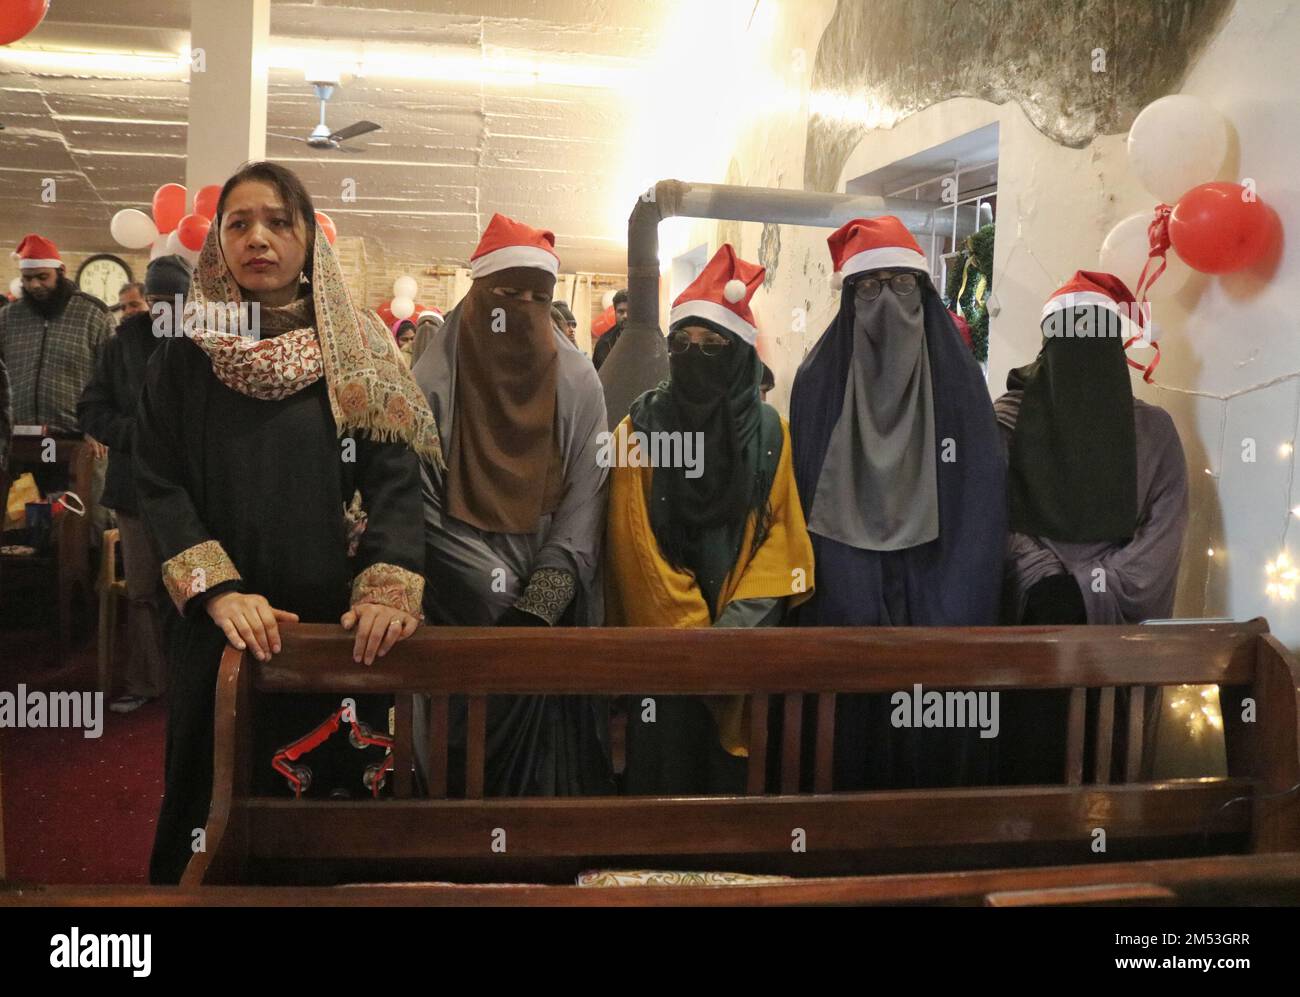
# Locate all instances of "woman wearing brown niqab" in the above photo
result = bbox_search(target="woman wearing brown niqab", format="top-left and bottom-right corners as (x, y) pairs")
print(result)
(413, 213), (613, 796)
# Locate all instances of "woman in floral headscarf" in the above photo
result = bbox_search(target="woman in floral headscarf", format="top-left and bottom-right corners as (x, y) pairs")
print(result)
(134, 161), (441, 883)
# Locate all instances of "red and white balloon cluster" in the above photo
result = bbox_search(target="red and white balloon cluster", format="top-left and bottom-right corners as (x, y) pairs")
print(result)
(377, 275), (427, 327)
(1103, 95), (1280, 298)
(109, 183), (220, 266)
(112, 185), (342, 265)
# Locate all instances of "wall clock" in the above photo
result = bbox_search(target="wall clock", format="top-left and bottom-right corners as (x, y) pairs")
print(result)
(75, 253), (133, 306)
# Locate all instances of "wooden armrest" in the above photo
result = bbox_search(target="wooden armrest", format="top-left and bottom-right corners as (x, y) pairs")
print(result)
(984, 883), (1176, 906)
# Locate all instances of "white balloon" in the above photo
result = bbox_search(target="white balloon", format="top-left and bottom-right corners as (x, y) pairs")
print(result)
(1100, 211), (1193, 298)
(166, 229), (185, 256)
(1126, 95), (1228, 204)
(110, 208), (159, 249)
(390, 296), (415, 320)
(601, 290), (615, 309)
(149, 233), (170, 261)
(393, 275), (418, 299)
(8, 277), (21, 298)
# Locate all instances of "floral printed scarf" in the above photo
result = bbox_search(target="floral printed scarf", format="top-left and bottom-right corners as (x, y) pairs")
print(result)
(188, 220), (443, 464)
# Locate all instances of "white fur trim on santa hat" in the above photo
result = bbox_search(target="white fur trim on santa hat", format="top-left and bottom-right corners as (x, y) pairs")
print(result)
(838, 245), (928, 281)
(470, 244), (559, 280)
(670, 298), (757, 346)
(1041, 291), (1149, 341)
(18, 258), (63, 270)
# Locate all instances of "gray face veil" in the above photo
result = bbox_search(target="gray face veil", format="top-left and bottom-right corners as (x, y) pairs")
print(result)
(807, 270), (939, 551)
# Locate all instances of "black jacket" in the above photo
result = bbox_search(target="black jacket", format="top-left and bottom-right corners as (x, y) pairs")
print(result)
(591, 321), (623, 371)
(77, 312), (161, 514)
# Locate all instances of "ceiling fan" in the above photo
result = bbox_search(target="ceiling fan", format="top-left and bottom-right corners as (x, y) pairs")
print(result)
(268, 81), (380, 153)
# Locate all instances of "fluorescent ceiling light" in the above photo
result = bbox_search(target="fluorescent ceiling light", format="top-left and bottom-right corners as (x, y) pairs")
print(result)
(0, 41), (636, 90)
(268, 41), (637, 90)
(0, 46), (188, 76)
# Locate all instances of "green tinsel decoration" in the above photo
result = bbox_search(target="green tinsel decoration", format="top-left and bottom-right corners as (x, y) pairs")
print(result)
(944, 222), (995, 364)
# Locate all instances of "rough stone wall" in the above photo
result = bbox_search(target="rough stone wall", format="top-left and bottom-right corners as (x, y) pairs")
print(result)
(804, 0), (1234, 193)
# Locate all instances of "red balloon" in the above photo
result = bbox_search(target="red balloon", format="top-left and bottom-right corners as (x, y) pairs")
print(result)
(592, 305), (616, 337)
(152, 183), (187, 235)
(0, 0), (49, 46)
(1169, 182), (1274, 274)
(193, 184), (221, 221)
(314, 211), (337, 246)
(176, 213), (211, 252)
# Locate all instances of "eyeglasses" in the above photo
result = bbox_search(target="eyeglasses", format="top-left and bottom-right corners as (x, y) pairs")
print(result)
(668, 330), (732, 356)
(855, 272), (920, 301)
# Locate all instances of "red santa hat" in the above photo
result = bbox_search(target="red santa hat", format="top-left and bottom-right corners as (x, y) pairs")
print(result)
(12, 233), (63, 270)
(669, 243), (765, 345)
(469, 213), (559, 280)
(1041, 270), (1158, 344)
(827, 216), (927, 290)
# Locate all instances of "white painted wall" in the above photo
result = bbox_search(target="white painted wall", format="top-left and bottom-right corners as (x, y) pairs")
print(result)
(701, 0), (1300, 645)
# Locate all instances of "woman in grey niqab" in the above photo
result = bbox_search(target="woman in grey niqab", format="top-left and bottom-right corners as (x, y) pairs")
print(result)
(808, 268), (938, 552)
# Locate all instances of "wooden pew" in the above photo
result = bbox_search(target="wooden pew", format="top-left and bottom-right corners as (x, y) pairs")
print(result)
(8, 853), (1300, 906)
(185, 618), (1300, 893)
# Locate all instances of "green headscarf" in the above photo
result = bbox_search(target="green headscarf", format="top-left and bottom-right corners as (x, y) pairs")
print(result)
(630, 320), (781, 618)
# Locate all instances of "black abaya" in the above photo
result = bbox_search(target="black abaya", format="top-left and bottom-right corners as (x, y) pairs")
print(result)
(135, 334), (423, 883)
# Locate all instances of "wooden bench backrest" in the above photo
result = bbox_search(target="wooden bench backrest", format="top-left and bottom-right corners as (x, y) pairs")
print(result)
(188, 619), (1300, 885)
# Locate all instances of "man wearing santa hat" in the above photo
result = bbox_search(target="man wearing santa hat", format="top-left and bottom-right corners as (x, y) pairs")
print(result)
(1, 233), (114, 433)
(789, 216), (1007, 791)
(411, 212), (614, 796)
(0, 233), (114, 490)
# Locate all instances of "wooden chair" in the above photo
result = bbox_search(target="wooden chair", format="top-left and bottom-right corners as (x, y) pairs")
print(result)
(184, 618), (1300, 896)
(0, 437), (94, 662)
(96, 527), (129, 695)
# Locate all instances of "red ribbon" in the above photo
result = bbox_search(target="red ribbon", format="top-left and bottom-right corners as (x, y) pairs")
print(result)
(1123, 335), (1160, 383)
(1134, 203), (1173, 302)
(1125, 204), (1171, 384)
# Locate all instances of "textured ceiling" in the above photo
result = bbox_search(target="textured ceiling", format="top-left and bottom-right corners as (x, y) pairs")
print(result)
(0, 0), (668, 272)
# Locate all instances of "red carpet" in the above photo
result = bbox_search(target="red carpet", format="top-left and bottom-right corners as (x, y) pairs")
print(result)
(1, 592), (166, 885)
(2, 696), (165, 885)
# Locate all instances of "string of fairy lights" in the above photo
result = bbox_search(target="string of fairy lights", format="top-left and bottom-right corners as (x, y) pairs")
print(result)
(1153, 369), (1300, 605)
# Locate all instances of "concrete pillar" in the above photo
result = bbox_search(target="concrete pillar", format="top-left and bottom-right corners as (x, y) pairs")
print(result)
(185, 0), (269, 192)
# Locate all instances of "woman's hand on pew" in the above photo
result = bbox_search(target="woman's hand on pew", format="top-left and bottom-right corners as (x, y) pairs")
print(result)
(341, 603), (420, 666)
(206, 592), (299, 662)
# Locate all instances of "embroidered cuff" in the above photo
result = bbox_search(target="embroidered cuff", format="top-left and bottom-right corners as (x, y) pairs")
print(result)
(162, 540), (241, 614)
(513, 567), (576, 626)
(351, 562), (424, 618)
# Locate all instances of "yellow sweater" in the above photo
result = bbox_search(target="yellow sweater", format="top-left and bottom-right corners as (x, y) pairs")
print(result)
(604, 414), (815, 754)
